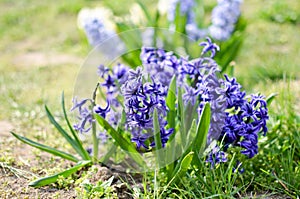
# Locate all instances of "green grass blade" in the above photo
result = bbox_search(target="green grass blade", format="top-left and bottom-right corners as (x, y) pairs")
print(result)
(94, 114), (145, 167)
(61, 93), (91, 160)
(11, 132), (78, 162)
(29, 160), (91, 187)
(45, 105), (83, 158)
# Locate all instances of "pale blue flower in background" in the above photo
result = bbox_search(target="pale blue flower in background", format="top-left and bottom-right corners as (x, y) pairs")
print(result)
(209, 0), (242, 40)
(77, 7), (115, 46)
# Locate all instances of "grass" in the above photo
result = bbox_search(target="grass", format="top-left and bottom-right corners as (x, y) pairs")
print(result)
(0, 0), (299, 198)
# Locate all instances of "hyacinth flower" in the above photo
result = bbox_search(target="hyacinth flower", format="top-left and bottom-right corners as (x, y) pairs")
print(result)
(77, 7), (116, 46)
(157, 0), (246, 72)
(77, 1), (245, 74)
(71, 37), (268, 165)
(11, 37), (270, 187)
(209, 0), (243, 41)
(166, 0), (243, 41)
(168, 0), (195, 25)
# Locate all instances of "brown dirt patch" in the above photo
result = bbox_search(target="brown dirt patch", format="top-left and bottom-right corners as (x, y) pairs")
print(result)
(0, 121), (14, 137)
(0, 169), (76, 199)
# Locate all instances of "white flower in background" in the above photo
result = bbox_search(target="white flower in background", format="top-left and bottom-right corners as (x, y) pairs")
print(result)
(129, 3), (146, 25)
(158, 0), (172, 15)
(77, 7), (116, 46)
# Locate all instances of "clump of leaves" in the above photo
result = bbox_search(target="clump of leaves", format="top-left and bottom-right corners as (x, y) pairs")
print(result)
(75, 166), (117, 198)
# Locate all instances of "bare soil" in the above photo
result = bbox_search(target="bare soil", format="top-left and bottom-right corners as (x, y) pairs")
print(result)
(13, 52), (82, 68)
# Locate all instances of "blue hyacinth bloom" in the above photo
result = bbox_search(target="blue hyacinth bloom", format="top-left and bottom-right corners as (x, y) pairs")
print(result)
(209, 0), (242, 41)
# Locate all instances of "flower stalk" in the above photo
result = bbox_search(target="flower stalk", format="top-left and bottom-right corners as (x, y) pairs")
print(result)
(91, 82), (100, 163)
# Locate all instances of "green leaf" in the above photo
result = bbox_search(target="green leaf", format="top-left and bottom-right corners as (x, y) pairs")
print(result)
(101, 176), (114, 189)
(29, 160), (91, 187)
(61, 93), (91, 160)
(184, 100), (199, 133)
(117, 110), (127, 132)
(266, 92), (278, 106)
(216, 16), (247, 73)
(99, 145), (117, 164)
(94, 114), (145, 167)
(219, 36), (244, 73)
(168, 151), (194, 184)
(153, 108), (164, 168)
(174, 3), (187, 33)
(178, 88), (186, 147)
(153, 108), (162, 150)
(166, 75), (177, 129)
(192, 103), (211, 154)
(45, 105), (83, 158)
(186, 119), (197, 148)
(11, 132), (78, 162)
(115, 23), (142, 67)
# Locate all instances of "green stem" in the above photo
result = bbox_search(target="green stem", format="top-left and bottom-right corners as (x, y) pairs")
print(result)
(91, 82), (100, 163)
(91, 119), (98, 163)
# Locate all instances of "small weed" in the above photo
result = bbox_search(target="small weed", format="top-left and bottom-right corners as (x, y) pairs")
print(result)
(75, 166), (117, 198)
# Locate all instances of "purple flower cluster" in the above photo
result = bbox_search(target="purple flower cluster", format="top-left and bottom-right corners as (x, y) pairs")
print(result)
(140, 47), (180, 87)
(96, 63), (129, 126)
(71, 98), (94, 133)
(221, 75), (269, 158)
(140, 38), (268, 161)
(71, 63), (129, 142)
(177, 38), (227, 142)
(72, 37), (268, 160)
(121, 67), (173, 149)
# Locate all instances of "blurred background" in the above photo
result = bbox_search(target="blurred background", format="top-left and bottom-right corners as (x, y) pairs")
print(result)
(0, 0), (299, 123)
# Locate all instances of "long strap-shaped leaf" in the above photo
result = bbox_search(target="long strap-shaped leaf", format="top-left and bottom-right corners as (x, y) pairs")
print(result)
(94, 114), (145, 168)
(45, 105), (84, 159)
(11, 132), (78, 162)
(29, 160), (91, 187)
(171, 103), (211, 177)
(166, 75), (176, 129)
(61, 93), (91, 160)
(153, 108), (164, 168)
(178, 88), (187, 147)
(166, 151), (194, 186)
(192, 103), (211, 153)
